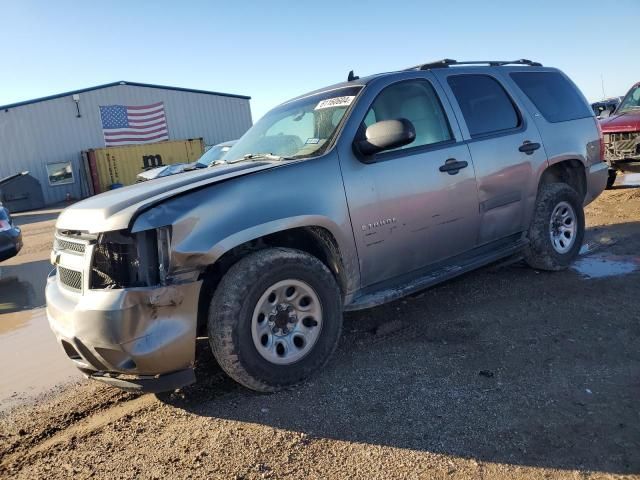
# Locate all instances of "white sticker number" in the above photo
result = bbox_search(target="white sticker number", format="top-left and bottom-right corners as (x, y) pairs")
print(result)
(314, 96), (355, 110)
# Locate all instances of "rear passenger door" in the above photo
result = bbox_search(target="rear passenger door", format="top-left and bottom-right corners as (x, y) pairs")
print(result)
(433, 70), (548, 245)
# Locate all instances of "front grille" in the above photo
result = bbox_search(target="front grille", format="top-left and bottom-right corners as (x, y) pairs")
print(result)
(604, 131), (640, 160)
(55, 237), (86, 254)
(58, 266), (82, 291)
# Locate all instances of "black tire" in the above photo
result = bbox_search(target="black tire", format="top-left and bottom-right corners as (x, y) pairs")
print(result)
(523, 183), (585, 271)
(208, 247), (342, 392)
(606, 170), (617, 189)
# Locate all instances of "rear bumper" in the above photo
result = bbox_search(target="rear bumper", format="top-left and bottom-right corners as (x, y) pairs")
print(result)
(45, 270), (202, 392)
(585, 161), (608, 205)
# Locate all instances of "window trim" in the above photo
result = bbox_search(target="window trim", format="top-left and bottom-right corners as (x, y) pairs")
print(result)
(354, 78), (456, 162)
(447, 73), (524, 139)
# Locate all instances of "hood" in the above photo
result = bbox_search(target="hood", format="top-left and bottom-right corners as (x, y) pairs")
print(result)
(56, 161), (275, 233)
(600, 111), (640, 133)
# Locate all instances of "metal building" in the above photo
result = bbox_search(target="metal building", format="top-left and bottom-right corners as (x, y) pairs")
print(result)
(0, 81), (252, 208)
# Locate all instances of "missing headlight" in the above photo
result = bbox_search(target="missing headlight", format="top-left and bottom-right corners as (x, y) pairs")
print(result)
(156, 226), (171, 285)
(90, 230), (161, 289)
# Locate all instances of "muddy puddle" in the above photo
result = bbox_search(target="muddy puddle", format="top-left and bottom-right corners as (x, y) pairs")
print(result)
(572, 253), (640, 279)
(0, 253), (82, 412)
(0, 308), (82, 412)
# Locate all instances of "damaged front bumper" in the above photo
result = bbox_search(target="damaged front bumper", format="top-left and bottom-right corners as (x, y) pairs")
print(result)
(45, 270), (202, 393)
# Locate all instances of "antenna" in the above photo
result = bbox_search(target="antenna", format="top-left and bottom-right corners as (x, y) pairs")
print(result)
(347, 70), (359, 82)
(601, 73), (606, 100)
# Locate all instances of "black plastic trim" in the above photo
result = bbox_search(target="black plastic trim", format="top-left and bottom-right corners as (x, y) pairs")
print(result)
(89, 368), (196, 393)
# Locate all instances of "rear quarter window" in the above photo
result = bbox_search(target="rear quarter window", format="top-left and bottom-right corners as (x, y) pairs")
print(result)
(510, 71), (592, 123)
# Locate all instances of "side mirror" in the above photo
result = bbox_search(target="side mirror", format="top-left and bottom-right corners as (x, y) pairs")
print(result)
(354, 119), (416, 159)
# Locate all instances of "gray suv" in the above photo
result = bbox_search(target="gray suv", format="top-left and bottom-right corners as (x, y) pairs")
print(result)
(47, 59), (608, 393)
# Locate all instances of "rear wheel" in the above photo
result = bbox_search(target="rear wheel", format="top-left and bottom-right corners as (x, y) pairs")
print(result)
(606, 169), (617, 189)
(208, 247), (342, 392)
(523, 183), (585, 271)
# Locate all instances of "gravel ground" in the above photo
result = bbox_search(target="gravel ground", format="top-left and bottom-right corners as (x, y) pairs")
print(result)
(1, 186), (639, 479)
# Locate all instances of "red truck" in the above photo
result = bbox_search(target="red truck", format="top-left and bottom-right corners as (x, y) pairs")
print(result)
(600, 82), (640, 188)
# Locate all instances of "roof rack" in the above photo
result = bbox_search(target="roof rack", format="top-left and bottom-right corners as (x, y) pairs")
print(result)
(406, 59), (542, 70)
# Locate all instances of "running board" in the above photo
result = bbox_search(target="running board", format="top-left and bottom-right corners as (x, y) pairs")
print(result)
(345, 238), (528, 311)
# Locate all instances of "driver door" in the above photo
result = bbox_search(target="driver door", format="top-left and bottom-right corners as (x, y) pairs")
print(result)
(338, 76), (480, 288)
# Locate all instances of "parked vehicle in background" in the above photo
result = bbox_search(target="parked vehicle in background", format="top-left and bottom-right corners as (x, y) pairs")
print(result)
(0, 203), (22, 262)
(136, 140), (237, 182)
(591, 97), (621, 119)
(600, 82), (640, 188)
(46, 59), (607, 394)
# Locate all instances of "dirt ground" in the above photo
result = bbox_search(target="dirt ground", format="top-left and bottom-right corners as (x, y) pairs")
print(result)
(1, 184), (639, 479)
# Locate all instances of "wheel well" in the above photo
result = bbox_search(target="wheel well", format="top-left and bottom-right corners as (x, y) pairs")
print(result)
(539, 160), (586, 199)
(196, 227), (346, 334)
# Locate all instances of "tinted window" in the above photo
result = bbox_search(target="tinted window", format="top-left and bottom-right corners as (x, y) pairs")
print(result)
(448, 75), (520, 137)
(364, 80), (452, 151)
(510, 72), (592, 123)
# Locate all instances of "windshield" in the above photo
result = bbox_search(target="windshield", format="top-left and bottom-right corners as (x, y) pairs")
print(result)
(196, 143), (235, 166)
(617, 85), (640, 114)
(225, 86), (362, 163)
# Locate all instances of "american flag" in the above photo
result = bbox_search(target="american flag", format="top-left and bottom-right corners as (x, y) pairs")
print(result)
(99, 102), (169, 147)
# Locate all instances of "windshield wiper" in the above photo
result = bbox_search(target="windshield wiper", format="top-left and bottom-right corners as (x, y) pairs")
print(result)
(242, 153), (288, 162)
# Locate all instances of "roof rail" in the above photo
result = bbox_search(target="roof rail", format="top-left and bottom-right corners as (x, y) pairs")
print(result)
(406, 59), (542, 70)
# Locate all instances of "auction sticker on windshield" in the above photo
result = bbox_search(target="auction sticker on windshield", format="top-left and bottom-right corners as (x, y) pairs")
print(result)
(315, 96), (355, 110)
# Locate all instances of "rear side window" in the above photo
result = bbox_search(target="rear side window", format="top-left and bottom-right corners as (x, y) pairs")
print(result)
(510, 72), (592, 123)
(447, 75), (520, 137)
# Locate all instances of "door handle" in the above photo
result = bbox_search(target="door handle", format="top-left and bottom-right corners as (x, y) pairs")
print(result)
(439, 158), (468, 175)
(519, 141), (541, 155)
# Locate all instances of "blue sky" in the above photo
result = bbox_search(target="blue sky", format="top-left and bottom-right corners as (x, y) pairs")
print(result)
(1, 0), (638, 121)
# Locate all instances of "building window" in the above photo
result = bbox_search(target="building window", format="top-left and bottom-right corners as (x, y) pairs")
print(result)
(46, 161), (74, 186)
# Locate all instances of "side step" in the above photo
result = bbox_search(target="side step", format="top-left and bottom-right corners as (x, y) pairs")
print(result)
(345, 239), (528, 311)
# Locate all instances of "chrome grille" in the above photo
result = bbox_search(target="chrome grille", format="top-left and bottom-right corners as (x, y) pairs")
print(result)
(58, 266), (82, 291)
(55, 237), (86, 254)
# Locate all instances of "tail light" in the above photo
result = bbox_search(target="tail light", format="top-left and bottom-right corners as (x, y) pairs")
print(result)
(0, 220), (11, 232)
(596, 119), (605, 161)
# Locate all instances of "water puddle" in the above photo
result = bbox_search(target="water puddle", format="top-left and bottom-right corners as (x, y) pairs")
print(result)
(620, 173), (640, 187)
(0, 309), (83, 412)
(0, 257), (52, 314)
(572, 253), (640, 279)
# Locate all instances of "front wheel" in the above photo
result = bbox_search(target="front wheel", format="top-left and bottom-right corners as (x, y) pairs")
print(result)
(208, 247), (343, 392)
(523, 183), (585, 271)
(606, 170), (617, 189)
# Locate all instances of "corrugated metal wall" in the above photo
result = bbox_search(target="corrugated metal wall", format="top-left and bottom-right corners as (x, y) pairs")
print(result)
(0, 84), (252, 206)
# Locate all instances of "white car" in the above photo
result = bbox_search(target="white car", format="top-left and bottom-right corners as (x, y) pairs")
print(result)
(136, 140), (237, 182)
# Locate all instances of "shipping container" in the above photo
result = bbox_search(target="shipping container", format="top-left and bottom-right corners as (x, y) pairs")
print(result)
(84, 138), (204, 193)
